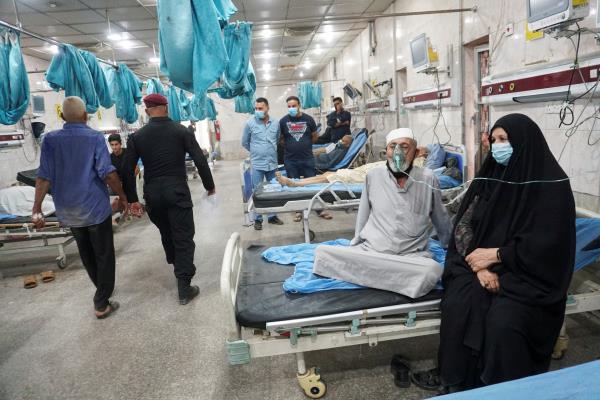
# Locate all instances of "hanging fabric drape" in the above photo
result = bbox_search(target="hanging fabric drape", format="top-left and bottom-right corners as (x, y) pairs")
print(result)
(222, 22), (252, 93)
(0, 28), (29, 125)
(79, 50), (113, 109)
(166, 85), (184, 121)
(178, 88), (191, 121)
(297, 81), (322, 109)
(158, 0), (228, 96)
(234, 91), (255, 114)
(190, 95), (218, 121)
(213, 0), (237, 23)
(146, 78), (165, 96)
(46, 43), (99, 113)
(103, 63), (142, 124)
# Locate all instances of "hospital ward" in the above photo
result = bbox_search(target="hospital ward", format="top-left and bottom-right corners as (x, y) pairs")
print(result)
(3, 0), (600, 399)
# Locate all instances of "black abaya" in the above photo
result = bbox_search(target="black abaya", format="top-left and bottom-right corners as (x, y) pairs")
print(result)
(438, 114), (576, 388)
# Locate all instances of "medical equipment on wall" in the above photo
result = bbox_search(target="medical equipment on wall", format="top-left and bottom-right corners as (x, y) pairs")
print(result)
(342, 83), (362, 104)
(410, 33), (439, 73)
(527, 0), (589, 32)
(31, 96), (45, 116)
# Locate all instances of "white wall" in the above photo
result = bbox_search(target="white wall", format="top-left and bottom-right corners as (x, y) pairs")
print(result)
(316, 0), (600, 212)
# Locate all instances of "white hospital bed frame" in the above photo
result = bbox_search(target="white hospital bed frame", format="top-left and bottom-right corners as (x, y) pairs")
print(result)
(0, 224), (75, 270)
(220, 208), (600, 399)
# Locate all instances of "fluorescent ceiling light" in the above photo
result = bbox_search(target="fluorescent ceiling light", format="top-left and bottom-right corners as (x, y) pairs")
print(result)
(108, 32), (124, 41)
(263, 74), (272, 81)
(49, 44), (59, 54)
(149, 56), (160, 63)
(314, 46), (323, 55)
(299, 71), (304, 77)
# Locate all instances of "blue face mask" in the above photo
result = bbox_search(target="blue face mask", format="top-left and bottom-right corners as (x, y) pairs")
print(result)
(288, 107), (298, 117)
(492, 142), (513, 166)
(255, 110), (265, 120)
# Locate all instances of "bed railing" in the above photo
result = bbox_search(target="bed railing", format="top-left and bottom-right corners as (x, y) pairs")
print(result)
(220, 232), (243, 340)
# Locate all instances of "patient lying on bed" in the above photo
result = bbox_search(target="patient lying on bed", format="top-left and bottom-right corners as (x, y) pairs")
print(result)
(313, 134), (353, 170)
(313, 129), (452, 298)
(276, 161), (386, 186)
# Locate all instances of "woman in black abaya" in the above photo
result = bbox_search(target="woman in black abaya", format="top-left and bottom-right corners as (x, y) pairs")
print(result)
(437, 113), (576, 391)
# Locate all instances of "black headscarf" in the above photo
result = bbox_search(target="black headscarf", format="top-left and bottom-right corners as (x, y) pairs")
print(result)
(445, 113), (576, 306)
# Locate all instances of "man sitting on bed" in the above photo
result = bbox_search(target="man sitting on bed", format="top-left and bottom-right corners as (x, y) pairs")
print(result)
(313, 134), (353, 171)
(313, 128), (452, 298)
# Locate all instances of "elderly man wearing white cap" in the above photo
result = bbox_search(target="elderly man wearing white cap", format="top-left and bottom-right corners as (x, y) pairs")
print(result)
(313, 128), (452, 298)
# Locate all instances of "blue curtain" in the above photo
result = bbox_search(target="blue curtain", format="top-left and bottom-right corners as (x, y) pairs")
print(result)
(0, 28), (29, 125)
(103, 63), (142, 124)
(167, 85), (183, 121)
(190, 95), (218, 121)
(158, 0), (228, 96)
(79, 50), (113, 109)
(146, 78), (165, 96)
(46, 44), (99, 113)
(178, 88), (191, 120)
(222, 22), (252, 93)
(234, 91), (255, 114)
(213, 0), (237, 23)
(297, 81), (322, 109)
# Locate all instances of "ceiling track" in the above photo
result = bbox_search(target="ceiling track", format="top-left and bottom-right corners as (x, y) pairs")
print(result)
(252, 6), (477, 26)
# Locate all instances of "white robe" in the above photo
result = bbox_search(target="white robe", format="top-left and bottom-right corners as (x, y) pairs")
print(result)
(313, 166), (452, 298)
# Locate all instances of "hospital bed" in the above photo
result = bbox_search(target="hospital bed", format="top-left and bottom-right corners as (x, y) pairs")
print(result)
(0, 216), (75, 269)
(220, 208), (600, 399)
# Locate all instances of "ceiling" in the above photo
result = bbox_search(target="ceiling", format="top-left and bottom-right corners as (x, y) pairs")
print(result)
(0, 0), (395, 86)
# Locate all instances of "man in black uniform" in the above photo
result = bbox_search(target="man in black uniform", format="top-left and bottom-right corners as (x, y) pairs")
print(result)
(122, 93), (215, 305)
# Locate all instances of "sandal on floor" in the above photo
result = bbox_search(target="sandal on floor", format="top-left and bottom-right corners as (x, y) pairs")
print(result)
(23, 275), (37, 289)
(318, 212), (333, 220)
(41, 270), (55, 283)
(294, 213), (302, 222)
(95, 301), (120, 320)
(411, 368), (441, 391)
(390, 355), (411, 388)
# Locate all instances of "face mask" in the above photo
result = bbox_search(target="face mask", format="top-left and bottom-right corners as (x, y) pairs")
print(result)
(255, 110), (265, 120)
(288, 107), (298, 117)
(387, 144), (412, 176)
(491, 142), (513, 166)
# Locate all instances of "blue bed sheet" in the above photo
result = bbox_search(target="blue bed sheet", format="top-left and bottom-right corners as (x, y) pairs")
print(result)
(262, 181), (364, 193)
(437, 359), (600, 400)
(575, 218), (600, 271)
(263, 239), (446, 294)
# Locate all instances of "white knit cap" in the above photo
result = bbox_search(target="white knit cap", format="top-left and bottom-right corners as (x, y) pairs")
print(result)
(386, 128), (415, 145)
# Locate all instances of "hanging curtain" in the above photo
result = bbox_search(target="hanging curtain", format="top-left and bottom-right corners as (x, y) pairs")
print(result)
(234, 91), (255, 114)
(46, 43), (100, 113)
(297, 81), (322, 109)
(166, 85), (184, 121)
(213, 0), (237, 23)
(146, 78), (165, 96)
(190, 95), (218, 121)
(0, 28), (29, 125)
(103, 63), (142, 124)
(178, 88), (191, 120)
(158, 0), (228, 96)
(79, 50), (113, 109)
(222, 22), (252, 93)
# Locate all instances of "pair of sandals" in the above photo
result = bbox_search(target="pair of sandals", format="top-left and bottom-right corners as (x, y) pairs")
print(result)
(293, 212), (333, 222)
(390, 355), (441, 392)
(23, 271), (55, 289)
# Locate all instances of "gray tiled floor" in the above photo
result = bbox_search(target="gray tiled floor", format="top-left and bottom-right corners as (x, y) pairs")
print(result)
(1, 160), (599, 400)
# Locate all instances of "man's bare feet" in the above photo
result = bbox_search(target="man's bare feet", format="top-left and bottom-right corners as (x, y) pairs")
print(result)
(275, 171), (299, 187)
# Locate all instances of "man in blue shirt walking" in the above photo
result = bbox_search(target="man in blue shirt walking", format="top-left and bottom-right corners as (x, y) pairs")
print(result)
(242, 97), (284, 230)
(32, 97), (129, 319)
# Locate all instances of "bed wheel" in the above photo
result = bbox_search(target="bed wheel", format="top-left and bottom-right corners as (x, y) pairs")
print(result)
(309, 230), (316, 242)
(298, 367), (326, 399)
(56, 257), (67, 269)
(552, 334), (569, 360)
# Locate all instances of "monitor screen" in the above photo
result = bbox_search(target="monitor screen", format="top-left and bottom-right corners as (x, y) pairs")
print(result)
(32, 95), (45, 114)
(410, 34), (429, 69)
(527, 0), (569, 22)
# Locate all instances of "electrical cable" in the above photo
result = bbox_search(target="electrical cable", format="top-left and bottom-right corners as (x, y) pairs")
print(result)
(559, 24), (581, 128)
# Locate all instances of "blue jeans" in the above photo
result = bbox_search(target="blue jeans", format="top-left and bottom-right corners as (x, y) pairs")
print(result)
(284, 159), (316, 179)
(251, 168), (277, 222)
